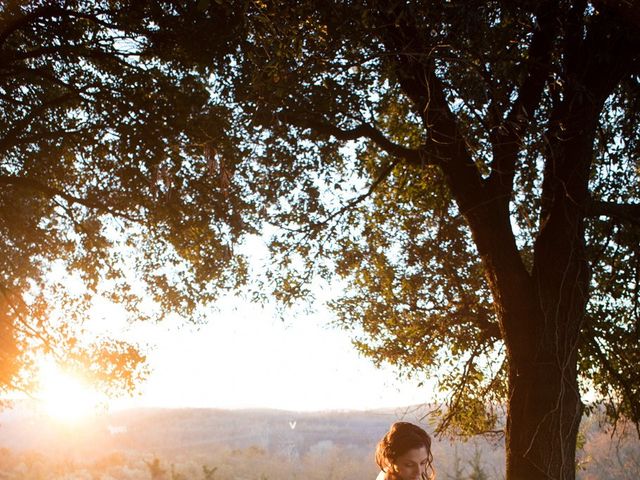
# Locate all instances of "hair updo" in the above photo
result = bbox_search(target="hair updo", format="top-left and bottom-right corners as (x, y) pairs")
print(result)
(375, 422), (435, 479)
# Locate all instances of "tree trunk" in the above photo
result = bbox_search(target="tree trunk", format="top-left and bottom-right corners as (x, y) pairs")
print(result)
(504, 120), (592, 479)
(371, 5), (625, 478)
(506, 321), (583, 479)
(489, 246), (586, 480)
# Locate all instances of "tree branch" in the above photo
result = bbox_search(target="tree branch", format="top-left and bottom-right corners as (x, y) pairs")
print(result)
(587, 201), (640, 227)
(278, 156), (403, 248)
(277, 111), (429, 166)
(0, 175), (137, 221)
(583, 329), (640, 430)
(7, 43), (143, 65)
(373, 2), (489, 215)
(373, 1), (535, 344)
(488, 0), (558, 197)
(592, 0), (640, 30)
(0, 5), (63, 47)
(0, 5), (121, 48)
(0, 92), (81, 154)
(321, 156), (402, 225)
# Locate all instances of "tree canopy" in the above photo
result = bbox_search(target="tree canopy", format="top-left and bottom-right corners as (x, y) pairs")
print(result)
(0, 0), (247, 395)
(190, 1), (637, 478)
(2, 1), (639, 478)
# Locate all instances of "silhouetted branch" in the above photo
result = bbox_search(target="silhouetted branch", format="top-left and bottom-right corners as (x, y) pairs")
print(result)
(592, 0), (640, 29)
(588, 201), (640, 227)
(489, 0), (558, 195)
(0, 175), (137, 221)
(277, 111), (429, 166)
(0, 5), (120, 48)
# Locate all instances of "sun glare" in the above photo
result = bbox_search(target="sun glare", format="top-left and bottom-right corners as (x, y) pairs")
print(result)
(37, 361), (102, 424)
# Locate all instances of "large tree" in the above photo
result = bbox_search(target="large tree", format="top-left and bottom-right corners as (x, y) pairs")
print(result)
(193, 1), (638, 479)
(3, 1), (639, 479)
(0, 0), (247, 395)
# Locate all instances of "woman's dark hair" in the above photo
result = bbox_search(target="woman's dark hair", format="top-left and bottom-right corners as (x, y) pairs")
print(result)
(375, 422), (435, 479)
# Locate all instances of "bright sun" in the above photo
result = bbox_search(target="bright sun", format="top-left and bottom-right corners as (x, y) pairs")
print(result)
(37, 361), (102, 424)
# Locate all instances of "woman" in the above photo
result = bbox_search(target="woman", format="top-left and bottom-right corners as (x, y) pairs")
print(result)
(375, 422), (435, 480)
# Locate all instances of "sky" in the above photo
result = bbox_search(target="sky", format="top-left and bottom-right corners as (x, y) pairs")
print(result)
(38, 231), (437, 414)
(25, 216), (435, 414)
(89, 294), (436, 412)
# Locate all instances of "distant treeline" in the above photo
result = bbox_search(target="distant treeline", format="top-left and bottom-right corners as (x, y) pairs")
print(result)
(0, 405), (638, 479)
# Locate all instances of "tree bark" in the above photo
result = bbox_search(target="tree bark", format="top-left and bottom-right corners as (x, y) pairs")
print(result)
(507, 344), (583, 479)
(505, 243), (587, 479)
(470, 185), (588, 480)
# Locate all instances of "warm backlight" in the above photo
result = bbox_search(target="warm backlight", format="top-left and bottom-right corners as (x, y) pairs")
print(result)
(37, 361), (101, 424)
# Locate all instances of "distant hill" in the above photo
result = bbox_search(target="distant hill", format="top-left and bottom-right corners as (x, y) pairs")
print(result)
(0, 402), (425, 457)
(0, 403), (637, 479)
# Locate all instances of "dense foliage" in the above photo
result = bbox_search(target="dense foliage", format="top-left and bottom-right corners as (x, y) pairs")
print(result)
(209, 0), (640, 432)
(0, 1), (247, 394)
(1, 1), (638, 477)
(192, 1), (637, 477)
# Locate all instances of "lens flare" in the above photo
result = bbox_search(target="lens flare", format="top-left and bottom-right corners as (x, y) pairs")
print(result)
(37, 360), (101, 423)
